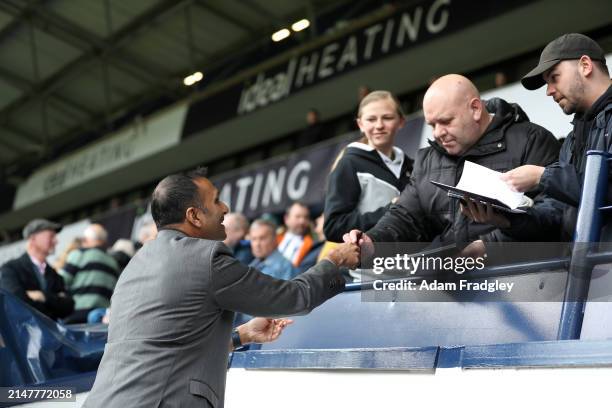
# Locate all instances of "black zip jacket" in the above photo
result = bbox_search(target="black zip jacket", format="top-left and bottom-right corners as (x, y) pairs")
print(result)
(324, 143), (413, 242)
(514, 85), (612, 240)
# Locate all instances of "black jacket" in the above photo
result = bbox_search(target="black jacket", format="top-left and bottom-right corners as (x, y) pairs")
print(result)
(324, 143), (413, 242)
(0, 252), (74, 320)
(523, 85), (612, 240)
(366, 98), (561, 247)
(539, 85), (612, 206)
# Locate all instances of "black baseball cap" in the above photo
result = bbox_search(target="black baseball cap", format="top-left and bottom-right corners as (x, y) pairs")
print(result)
(521, 33), (606, 90)
(22, 219), (62, 239)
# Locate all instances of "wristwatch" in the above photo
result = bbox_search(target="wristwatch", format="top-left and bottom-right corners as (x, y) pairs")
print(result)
(231, 329), (243, 349)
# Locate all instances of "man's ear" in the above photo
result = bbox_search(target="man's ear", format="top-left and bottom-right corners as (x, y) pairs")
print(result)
(470, 98), (483, 121)
(579, 55), (594, 78)
(185, 207), (201, 227)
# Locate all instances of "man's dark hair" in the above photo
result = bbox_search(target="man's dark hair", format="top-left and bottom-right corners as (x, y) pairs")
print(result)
(151, 167), (208, 228)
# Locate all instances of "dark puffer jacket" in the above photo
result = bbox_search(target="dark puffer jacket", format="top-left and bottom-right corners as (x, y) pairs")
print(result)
(366, 98), (561, 247)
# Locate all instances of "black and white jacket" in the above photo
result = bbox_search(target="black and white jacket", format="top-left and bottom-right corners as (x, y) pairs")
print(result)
(324, 142), (413, 242)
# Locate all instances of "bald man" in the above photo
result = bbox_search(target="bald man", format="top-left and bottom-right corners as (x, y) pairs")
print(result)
(60, 224), (120, 323)
(223, 212), (254, 264)
(343, 74), (561, 254)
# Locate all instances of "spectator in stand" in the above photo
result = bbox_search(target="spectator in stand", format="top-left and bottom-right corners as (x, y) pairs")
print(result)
(296, 214), (327, 274)
(358, 85), (371, 101)
(87, 239), (135, 324)
(249, 220), (297, 280)
(307, 108), (320, 127)
(60, 224), (119, 323)
(233, 218), (297, 327)
(296, 108), (326, 148)
(343, 75), (561, 257)
(278, 202), (316, 269)
(324, 90), (413, 243)
(223, 212), (254, 265)
(0, 219), (74, 321)
(53, 237), (82, 271)
(135, 221), (157, 250)
(108, 239), (136, 273)
(495, 71), (509, 88)
(466, 33), (612, 242)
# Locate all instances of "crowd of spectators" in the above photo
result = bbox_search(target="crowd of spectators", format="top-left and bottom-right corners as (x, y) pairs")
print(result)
(0, 32), (609, 408)
(0, 199), (332, 324)
(0, 34), (609, 335)
(0, 219), (157, 324)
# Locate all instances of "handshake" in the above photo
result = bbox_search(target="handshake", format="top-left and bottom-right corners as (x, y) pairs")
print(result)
(323, 229), (373, 270)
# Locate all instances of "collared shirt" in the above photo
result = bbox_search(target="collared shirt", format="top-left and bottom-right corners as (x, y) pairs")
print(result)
(376, 146), (405, 179)
(347, 142), (405, 179)
(28, 254), (47, 290)
(278, 232), (304, 264)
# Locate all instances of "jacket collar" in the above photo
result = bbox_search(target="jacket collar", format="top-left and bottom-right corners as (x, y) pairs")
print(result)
(347, 142), (405, 160)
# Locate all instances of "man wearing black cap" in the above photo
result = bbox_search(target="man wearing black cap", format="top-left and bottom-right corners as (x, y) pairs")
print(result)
(465, 33), (611, 239)
(0, 219), (74, 320)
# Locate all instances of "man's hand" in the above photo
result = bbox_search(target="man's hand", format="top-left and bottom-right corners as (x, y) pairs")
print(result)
(325, 242), (360, 269)
(238, 317), (294, 344)
(500, 165), (545, 192)
(461, 199), (510, 228)
(342, 229), (364, 245)
(26, 290), (46, 302)
(342, 229), (374, 263)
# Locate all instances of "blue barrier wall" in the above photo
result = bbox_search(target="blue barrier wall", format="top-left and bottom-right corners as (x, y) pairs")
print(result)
(263, 271), (568, 350)
(0, 290), (106, 387)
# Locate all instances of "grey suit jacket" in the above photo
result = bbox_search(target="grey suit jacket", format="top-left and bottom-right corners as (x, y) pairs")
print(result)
(83, 229), (345, 408)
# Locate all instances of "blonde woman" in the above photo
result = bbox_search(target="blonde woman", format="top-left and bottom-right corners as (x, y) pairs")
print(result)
(324, 90), (413, 243)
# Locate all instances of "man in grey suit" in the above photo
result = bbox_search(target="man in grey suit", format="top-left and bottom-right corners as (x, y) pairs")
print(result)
(83, 168), (360, 408)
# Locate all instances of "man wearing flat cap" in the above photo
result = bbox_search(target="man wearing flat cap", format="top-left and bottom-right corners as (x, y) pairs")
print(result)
(463, 33), (611, 239)
(0, 219), (74, 320)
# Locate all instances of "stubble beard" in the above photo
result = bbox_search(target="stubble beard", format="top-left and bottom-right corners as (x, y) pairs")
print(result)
(562, 72), (586, 115)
